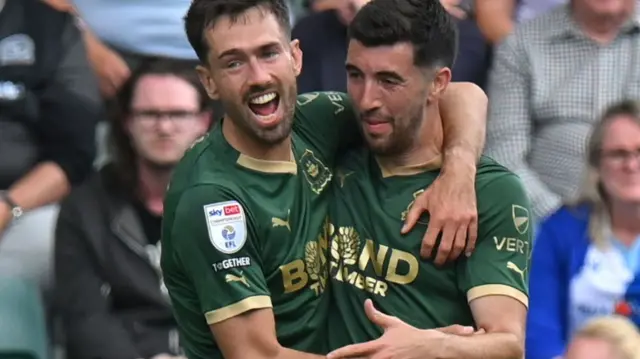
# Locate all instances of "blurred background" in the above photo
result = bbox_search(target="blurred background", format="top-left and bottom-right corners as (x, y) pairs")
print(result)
(2, 0), (640, 358)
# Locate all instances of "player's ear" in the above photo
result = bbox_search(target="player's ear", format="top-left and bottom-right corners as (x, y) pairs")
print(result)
(290, 39), (303, 77)
(427, 67), (452, 104)
(196, 64), (220, 100)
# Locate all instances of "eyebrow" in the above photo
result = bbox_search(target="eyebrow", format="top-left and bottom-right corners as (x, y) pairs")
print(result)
(217, 42), (282, 60)
(345, 63), (406, 83)
(345, 63), (360, 72)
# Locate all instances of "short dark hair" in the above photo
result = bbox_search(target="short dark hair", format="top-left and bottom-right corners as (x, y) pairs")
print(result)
(348, 0), (458, 69)
(185, 0), (291, 63)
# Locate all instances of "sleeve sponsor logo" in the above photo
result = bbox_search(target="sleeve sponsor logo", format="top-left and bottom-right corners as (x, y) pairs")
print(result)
(212, 256), (252, 272)
(512, 204), (530, 234)
(203, 201), (247, 254)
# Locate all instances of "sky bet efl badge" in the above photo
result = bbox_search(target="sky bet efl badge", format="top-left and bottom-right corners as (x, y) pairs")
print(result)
(203, 201), (247, 254)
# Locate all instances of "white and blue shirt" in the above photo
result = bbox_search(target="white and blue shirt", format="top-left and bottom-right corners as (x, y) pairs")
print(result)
(526, 205), (640, 359)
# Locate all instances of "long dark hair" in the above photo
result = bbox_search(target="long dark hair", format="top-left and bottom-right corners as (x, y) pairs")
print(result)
(107, 58), (210, 194)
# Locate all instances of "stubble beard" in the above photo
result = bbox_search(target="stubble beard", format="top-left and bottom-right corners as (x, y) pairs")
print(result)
(366, 107), (424, 158)
(224, 84), (297, 147)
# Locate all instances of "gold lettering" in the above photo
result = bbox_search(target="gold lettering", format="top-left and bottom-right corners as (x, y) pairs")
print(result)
(327, 93), (345, 114)
(385, 249), (419, 284)
(374, 281), (388, 296)
(358, 239), (388, 276)
(341, 267), (389, 297)
(354, 273), (365, 290)
(493, 237), (529, 255)
(365, 276), (377, 293)
(346, 268), (359, 285)
(280, 259), (308, 293)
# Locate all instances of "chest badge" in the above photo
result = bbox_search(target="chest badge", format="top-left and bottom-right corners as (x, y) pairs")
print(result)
(301, 149), (332, 194)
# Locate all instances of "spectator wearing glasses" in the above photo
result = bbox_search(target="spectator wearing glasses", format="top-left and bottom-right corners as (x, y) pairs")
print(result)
(54, 59), (213, 359)
(526, 100), (640, 359)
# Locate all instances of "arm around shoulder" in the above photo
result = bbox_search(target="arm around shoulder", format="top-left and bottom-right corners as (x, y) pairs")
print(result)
(440, 82), (488, 166)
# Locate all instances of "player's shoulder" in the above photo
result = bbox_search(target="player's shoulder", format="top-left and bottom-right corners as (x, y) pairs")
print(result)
(334, 148), (370, 185)
(474, 155), (521, 189)
(294, 91), (351, 121)
(166, 134), (248, 209)
(337, 148), (369, 170)
(474, 156), (529, 212)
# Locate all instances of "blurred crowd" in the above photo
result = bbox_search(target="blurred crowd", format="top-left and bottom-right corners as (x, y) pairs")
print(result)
(2, 0), (640, 358)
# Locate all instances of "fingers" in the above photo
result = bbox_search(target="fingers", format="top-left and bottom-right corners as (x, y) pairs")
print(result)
(364, 299), (401, 329)
(327, 341), (380, 359)
(465, 216), (478, 257)
(447, 224), (468, 262)
(420, 221), (440, 259)
(433, 222), (454, 265)
(436, 324), (475, 336)
(402, 196), (427, 234)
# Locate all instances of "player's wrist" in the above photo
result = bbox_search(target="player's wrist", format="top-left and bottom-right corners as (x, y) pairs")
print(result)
(441, 149), (477, 178)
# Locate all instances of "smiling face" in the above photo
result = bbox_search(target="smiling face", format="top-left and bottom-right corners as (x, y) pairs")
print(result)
(346, 40), (451, 157)
(598, 114), (640, 205)
(196, 6), (302, 146)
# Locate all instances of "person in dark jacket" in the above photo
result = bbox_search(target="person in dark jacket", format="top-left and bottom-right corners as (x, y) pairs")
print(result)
(0, 0), (102, 292)
(54, 59), (213, 359)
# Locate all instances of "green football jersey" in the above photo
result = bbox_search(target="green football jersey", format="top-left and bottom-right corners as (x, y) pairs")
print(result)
(326, 151), (532, 350)
(161, 92), (358, 359)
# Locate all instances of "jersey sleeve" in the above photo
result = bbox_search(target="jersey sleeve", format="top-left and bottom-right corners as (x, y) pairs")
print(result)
(294, 92), (362, 163)
(457, 172), (532, 308)
(169, 184), (271, 325)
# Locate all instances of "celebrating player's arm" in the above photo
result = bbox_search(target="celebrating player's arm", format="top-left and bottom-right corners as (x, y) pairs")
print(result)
(403, 82), (488, 264)
(167, 185), (325, 359)
(298, 84), (488, 264)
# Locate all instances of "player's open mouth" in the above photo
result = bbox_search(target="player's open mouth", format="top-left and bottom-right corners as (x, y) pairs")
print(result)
(248, 92), (280, 121)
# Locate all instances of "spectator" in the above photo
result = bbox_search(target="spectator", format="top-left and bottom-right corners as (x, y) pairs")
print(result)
(565, 316), (640, 359)
(54, 59), (212, 359)
(526, 100), (640, 359)
(294, 0), (491, 92)
(485, 0), (639, 220)
(0, 0), (101, 291)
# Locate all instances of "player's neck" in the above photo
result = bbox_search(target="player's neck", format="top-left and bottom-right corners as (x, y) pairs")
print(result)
(137, 163), (172, 216)
(222, 115), (292, 162)
(376, 106), (444, 174)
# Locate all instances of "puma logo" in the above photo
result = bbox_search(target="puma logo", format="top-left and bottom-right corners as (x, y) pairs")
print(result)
(338, 171), (354, 188)
(225, 272), (249, 287)
(506, 261), (526, 281)
(272, 210), (291, 231)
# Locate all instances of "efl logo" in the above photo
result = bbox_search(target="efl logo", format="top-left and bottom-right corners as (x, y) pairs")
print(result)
(224, 205), (240, 216)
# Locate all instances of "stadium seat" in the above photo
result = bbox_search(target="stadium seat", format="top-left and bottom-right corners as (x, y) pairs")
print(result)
(0, 277), (48, 359)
